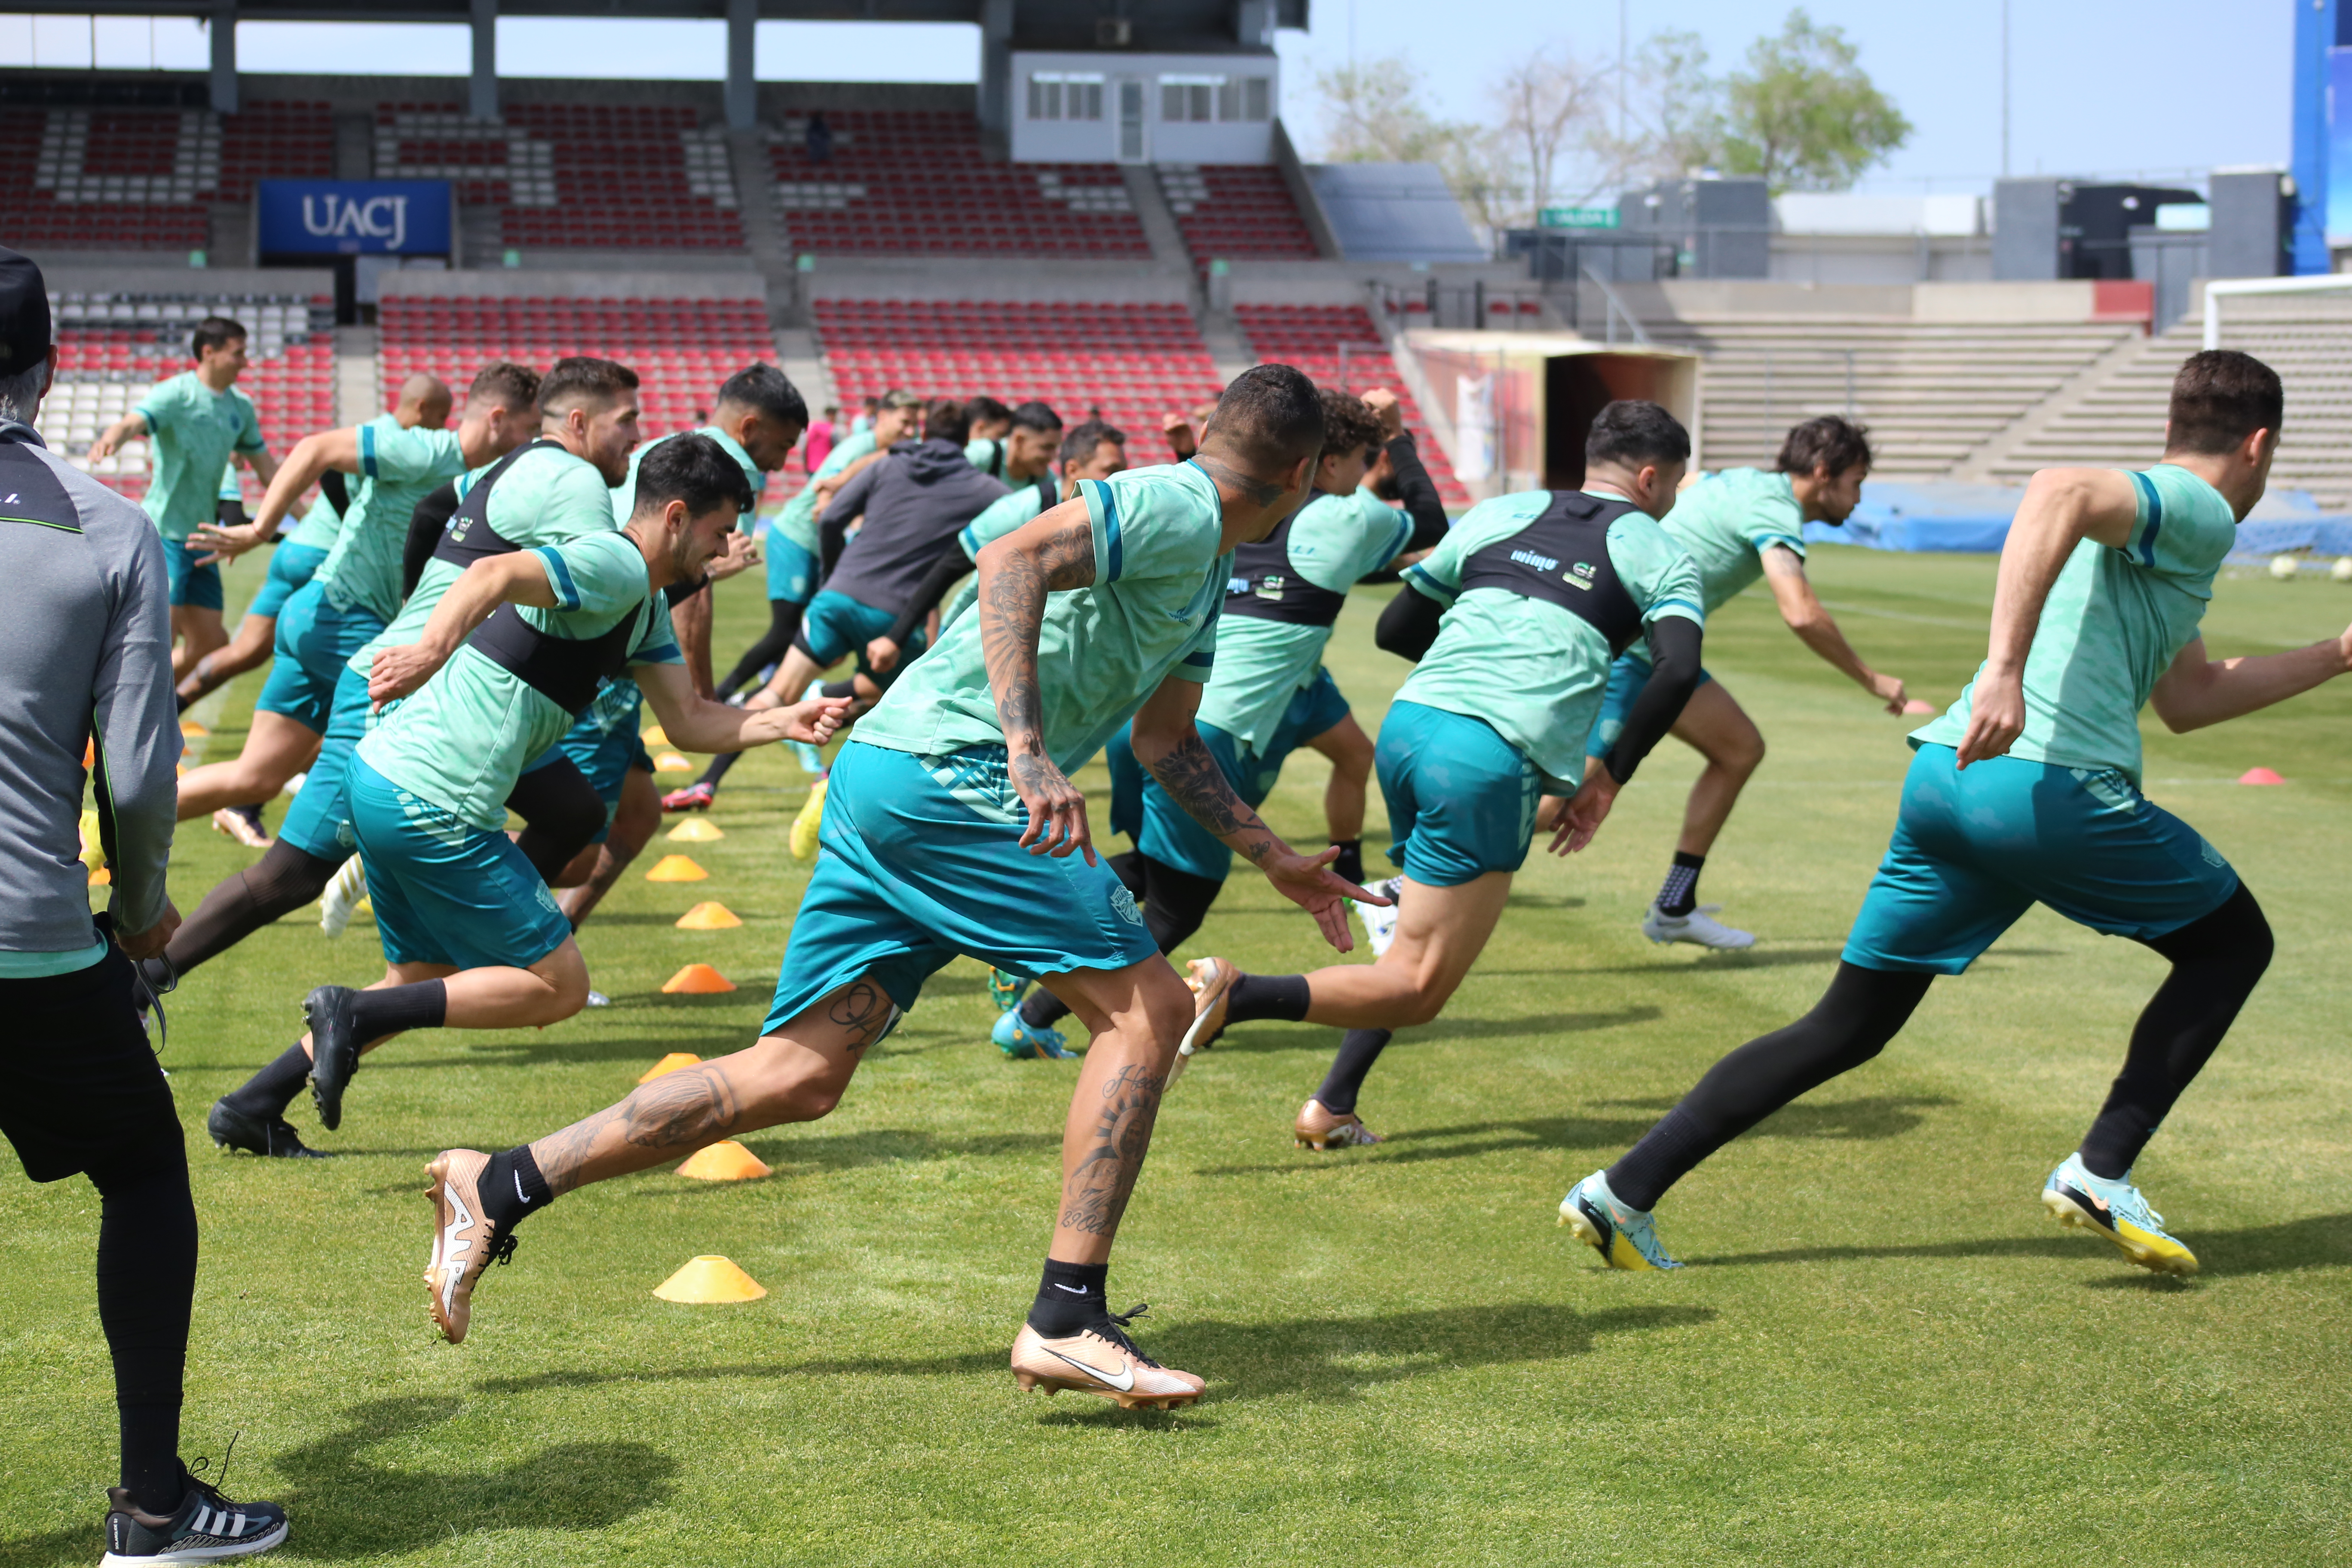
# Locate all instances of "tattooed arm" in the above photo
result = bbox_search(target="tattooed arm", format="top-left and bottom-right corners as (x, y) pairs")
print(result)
(973, 497), (1099, 861)
(1127, 674), (1384, 951)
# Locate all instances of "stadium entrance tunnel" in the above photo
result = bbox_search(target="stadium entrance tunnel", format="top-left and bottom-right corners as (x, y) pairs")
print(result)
(1404, 331), (1700, 498)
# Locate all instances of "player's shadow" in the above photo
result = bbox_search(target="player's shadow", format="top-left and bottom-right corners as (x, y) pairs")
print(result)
(720, 1125), (1062, 1174)
(1588, 1094), (1955, 1142)
(1208, 1007), (1660, 1060)
(1692, 1212), (2352, 1279)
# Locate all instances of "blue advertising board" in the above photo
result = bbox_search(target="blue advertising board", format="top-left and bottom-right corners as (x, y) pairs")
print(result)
(2331, 49), (2352, 243)
(257, 180), (453, 256)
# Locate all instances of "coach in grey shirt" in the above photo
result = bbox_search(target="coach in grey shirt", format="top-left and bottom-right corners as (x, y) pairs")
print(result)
(0, 246), (289, 1561)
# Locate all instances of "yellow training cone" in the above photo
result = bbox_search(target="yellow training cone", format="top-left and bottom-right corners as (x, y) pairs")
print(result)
(89, 866), (110, 886)
(641, 725), (669, 747)
(676, 1140), (771, 1181)
(180, 720), (208, 738)
(644, 854), (707, 882)
(674, 901), (742, 931)
(638, 1052), (701, 1083)
(666, 818), (723, 842)
(654, 752), (693, 774)
(662, 963), (736, 994)
(653, 1255), (766, 1303)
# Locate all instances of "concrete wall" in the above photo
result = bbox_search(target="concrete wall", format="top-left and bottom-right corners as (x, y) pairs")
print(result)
(1626, 278), (2114, 322)
(35, 263), (337, 300)
(1768, 234), (1995, 287)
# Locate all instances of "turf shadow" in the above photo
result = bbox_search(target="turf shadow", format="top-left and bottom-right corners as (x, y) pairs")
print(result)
(1194, 1114), (1663, 1176)
(727, 1125), (1062, 1172)
(1205, 1007), (1662, 1060)
(2174, 1211), (2352, 1278)
(1586, 1094), (1954, 1141)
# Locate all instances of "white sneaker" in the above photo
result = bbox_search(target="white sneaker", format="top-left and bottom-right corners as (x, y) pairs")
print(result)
(1641, 901), (1755, 949)
(282, 770), (307, 796)
(320, 855), (368, 937)
(1353, 876), (1403, 956)
(585, 989), (611, 1008)
(788, 679), (828, 774)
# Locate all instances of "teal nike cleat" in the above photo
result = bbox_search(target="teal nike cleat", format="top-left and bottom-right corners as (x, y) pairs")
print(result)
(789, 679), (827, 774)
(992, 1009), (1074, 1060)
(987, 968), (1030, 1013)
(2042, 1153), (2199, 1276)
(1559, 1170), (1681, 1270)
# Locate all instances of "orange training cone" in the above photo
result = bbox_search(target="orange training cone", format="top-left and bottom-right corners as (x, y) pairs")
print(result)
(654, 752), (693, 773)
(2239, 767), (2285, 785)
(652, 1255), (766, 1303)
(638, 1052), (701, 1083)
(674, 901), (742, 931)
(82, 738), (94, 769)
(676, 1140), (771, 1181)
(640, 725), (669, 748)
(662, 963), (736, 994)
(645, 854), (707, 882)
(666, 817), (723, 842)
(180, 719), (208, 738)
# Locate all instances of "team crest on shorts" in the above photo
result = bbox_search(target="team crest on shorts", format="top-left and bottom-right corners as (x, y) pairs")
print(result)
(1109, 883), (1145, 926)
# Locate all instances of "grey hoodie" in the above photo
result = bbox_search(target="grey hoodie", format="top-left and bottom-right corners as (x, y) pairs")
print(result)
(0, 421), (178, 958)
(818, 437), (1010, 613)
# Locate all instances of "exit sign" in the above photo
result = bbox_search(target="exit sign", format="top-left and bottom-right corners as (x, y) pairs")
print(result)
(1540, 206), (1620, 229)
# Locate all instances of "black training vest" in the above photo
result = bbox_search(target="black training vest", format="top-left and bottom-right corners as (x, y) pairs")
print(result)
(429, 436), (561, 570)
(1454, 489), (1647, 656)
(1222, 509), (1349, 628)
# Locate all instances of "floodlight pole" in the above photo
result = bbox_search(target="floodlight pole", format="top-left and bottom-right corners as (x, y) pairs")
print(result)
(208, 0), (237, 115)
(725, 0), (757, 131)
(469, 0), (499, 120)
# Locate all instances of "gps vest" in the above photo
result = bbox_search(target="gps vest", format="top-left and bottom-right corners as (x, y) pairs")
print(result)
(429, 436), (559, 570)
(1222, 509), (1348, 628)
(1453, 489), (1646, 655)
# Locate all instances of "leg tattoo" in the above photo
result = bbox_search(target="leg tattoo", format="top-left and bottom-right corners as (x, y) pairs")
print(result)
(1058, 1063), (1167, 1239)
(827, 980), (895, 1054)
(533, 1065), (743, 1195)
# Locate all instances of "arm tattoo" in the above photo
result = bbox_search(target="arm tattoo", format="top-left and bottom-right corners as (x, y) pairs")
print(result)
(826, 980), (895, 1054)
(1145, 728), (1280, 865)
(1058, 1062), (1167, 1237)
(1193, 454), (1286, 508)
(977, 518), (1095, 749)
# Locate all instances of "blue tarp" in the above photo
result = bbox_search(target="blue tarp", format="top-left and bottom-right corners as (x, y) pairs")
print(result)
(1798, 481), (2352, 558)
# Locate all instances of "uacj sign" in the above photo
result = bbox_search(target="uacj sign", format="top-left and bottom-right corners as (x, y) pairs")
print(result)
(257, 180), (453, 256)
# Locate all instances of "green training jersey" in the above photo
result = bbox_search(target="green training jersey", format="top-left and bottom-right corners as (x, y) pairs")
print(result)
(1660, 466), (1807, 619)
(856, 459), (1227, 773)
(1198, 488), (1413, 751)
(937, 482), (1053, 631)
(350, 441), (620, 681)
(1912, 463), (2237, 784)
(314, 414), (466, 623)
(216, 461), (241, 504)
(357, 531), (682, 830)
(1398, 489), (1704, 792)
(772, 427), (876, 554)
(134, 371), (265, 540)
(284, 496), (345, 552)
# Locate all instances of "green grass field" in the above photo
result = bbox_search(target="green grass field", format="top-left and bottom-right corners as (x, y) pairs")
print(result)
(4, 547), (2349, 1566)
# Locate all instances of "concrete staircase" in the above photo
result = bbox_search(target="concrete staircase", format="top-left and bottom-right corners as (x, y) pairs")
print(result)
(334, 325), (380, 426)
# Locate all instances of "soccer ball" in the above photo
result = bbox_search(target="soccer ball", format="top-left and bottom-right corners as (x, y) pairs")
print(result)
(2333, 556), (2352, 584)
(2269, 554), (2298, 580)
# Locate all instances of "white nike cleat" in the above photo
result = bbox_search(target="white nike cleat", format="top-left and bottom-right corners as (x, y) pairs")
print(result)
(1171, 956), (1236, 1085)
(1353, 876), (1403, 957)
(319, 855), (368, 937)
(1010, 1307), (1204, 1409)
(1641, 901), (1755, 950)
(423, 1149), (516, 1344)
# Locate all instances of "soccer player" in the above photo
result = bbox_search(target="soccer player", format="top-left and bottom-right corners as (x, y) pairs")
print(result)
(1564, 352), (2352, 1277)
(415, 367), (1375, 1412)
(1586, 416), (1909, 949)
(1185, 401), (1706, 1149)
(87, 315), (280, 679)
(993, 389), (1447, 1060)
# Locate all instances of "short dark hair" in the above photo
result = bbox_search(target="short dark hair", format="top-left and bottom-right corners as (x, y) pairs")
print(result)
(1586, 399), (1691, 469)
(1058, 418), (1125, 469)
(631, 432), (755, 521)
(1317, 388), (1384, 462)
(466, 360), (539, 413)
(1010, 399), (1063, 435)
(190, 316), (245, 356)
(2165, 349), (2282, 456)
(1209, 364), (1325, 474)
(539, 356), (639, 414)
(1776, 415), (1872, 477)
(922, 396), (970, 445)
(967, 394), (1012, 428)
(716, 363), (808, 430)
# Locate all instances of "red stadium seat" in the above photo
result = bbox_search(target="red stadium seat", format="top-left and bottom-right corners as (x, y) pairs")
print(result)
(1235, 304), (1470, 509)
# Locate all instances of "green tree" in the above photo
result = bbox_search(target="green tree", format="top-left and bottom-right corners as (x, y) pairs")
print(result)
(1315, 55), (1517, 236)
(1717, 9), (1911, 192)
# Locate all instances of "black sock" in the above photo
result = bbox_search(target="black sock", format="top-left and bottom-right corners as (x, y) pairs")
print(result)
(173, 691), (192, 716)
(1225, 973), (1311, 1024)
(819, 679), (856, 700)
(221, 1043), (314, 1121)
(1020, 989), (1073, 1029)
(1330, 838), (1363, 887)
(1027, 1258), (1108, 1336)
(89, 1155), (196, 1515)
(1314, 1029), (1392, 1115)
(697, 748), (743, 789)
(347, 980), (447, 1040)
(1657, 851), (1705, 917)
(480, 1145), (553, 1234)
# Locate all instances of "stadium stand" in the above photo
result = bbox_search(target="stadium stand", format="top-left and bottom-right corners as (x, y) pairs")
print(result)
(768, 110), (1148, 257)
(374, 103), (744, 251)
(1235, 303), (1469, 507)
(33, 291), (336, 502)
(812, 297), (1221, 441)
(1157, 165), (1320, 265)
(2, 101), (333, 253)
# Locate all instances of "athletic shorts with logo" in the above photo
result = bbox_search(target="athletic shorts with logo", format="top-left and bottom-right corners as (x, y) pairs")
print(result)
(345, 756), (575, 971)
(276, 663), (376, 861)
(1375, 699), (1543, 887)
(796, 588), (929, 674)
(1585, 649), (1715, 757)
(254, 579), (386, 734)
(766, 534), (818, 607)
(162, 535), (224, 611)
(557, 722), (655, 844)
(247, 539), (330, 620)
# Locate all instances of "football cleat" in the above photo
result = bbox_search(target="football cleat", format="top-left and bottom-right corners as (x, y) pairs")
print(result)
(317, 855), (368, 938)
(788, 680), (828, 775)
(1010, 1304), (1204, 1410)
(585, 989), (611, 1008)
(1294, 1097), (1381, 1150)
(788, 775), (828, 861)
(423, 1149), (518, 1343)
(986, 967), (1030, 1014)
(661, 781), (715, 813)
(1353, 876), (1403, 957)
(1171, 957), (1237, 1085)
(1559, 1170), (1681, 1270)
(302, 986), (361, 1132)
(207, 1098), (331, 1160)
(992, 1009), (1075, 1060)
(2042, 1153), (2199, 1277)
(1641, 901), (1755, 950)
(102, 1458), (289, 1565)
(210, 804), (272, 850)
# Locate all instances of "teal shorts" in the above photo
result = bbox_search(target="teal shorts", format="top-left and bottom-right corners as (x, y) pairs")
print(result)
(254, 581), (386, 734)
(1375, 700), (1542, 887)
(162, 536), (223, 611)
(796, 588), (927, 673)
(1106, 668), (1354, 883)
(766, 534), (819, 606)
(557, 720), (655, 844)
(276, 662), (375, 861)
(1586, 649), (1714, 757)
(1843, 743), (2242, 975)
(346, 756), (575, 971)
(760, 739), (1161, 1034)
(248, 539), (329, 620)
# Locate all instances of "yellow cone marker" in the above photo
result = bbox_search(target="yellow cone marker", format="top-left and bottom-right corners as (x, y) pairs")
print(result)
(662, 962), (735, 994)
(89, 866), (110, 886)
(180, 720), (208, 738)
(674, 901), (742, 931)
(666, 818), (724, 842)
(653, 1255), (766, 1303)
(654, 752), (693, 774)
(641, 725), (669, 747)
(638, 1052), (701, 1083)
(676, 1140), (771, 1181)
(644, 854), (707, 882)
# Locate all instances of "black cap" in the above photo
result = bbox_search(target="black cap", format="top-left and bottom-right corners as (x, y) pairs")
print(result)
(0, 247), (51, 378)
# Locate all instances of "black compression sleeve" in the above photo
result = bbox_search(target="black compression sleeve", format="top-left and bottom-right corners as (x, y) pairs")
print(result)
(318, 467), (349, 518)
(817, 508), (849, 585)
(402, 479), (462, 598)
(882, 546), (974, 648)
(1375, 585), (1446, 662)
(1384, 432), (1449, 551)
(1602, 617), (1703, 784)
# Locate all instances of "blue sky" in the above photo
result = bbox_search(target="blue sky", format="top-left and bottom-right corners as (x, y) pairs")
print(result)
(3, 3), (2295, 195)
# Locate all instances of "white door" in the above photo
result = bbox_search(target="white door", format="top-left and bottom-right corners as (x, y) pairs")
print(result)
(1116, 77), (1147, 163)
